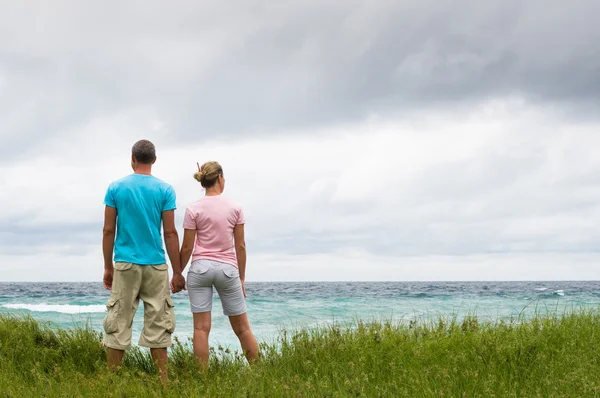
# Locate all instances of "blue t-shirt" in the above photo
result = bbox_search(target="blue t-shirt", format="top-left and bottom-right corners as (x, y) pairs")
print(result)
(104, 174), (176, 265)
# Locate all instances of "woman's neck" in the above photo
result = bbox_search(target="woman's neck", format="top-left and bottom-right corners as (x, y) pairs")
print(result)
(205, 187), (221, 196)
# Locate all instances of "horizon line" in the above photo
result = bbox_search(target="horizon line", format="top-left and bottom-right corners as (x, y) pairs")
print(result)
(1, 279), (599, 284)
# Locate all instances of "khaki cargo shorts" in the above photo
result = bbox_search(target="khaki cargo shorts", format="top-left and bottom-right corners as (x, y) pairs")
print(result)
(102, 262), (176, 350)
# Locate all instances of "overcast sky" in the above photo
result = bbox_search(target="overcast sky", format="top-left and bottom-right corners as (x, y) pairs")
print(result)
(1, 0), (599, 281)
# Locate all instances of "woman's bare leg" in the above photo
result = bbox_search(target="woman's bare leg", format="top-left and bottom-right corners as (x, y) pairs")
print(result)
(193, 312), (212, 365)
(228, 313), (259, 363)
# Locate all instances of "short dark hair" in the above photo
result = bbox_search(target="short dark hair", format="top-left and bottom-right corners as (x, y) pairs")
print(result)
(132, 140), (156, 164)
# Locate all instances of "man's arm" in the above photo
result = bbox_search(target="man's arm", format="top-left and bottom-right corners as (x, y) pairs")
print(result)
(162, 210), (185, 291)
(102, 206), (117, 289)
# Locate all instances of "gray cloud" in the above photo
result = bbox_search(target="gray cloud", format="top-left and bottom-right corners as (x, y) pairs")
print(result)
(2, 1), (600, 281)
(1, 0), (599, 162)
(0, 218), (100, 255)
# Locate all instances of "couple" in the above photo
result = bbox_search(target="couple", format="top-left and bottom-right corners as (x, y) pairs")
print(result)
(101, 139), (258, 381)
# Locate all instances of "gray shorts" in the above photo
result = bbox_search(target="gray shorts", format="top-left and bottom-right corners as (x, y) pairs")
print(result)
(187, 259), (247, 316)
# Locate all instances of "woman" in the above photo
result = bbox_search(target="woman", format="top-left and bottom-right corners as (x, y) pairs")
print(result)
(179, 161), (259, 364)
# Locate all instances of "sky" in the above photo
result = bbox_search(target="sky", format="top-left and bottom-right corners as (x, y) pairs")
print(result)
(1, 0), (600, 282)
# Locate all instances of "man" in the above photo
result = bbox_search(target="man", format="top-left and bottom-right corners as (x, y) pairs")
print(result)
(101, 139), (186, 382)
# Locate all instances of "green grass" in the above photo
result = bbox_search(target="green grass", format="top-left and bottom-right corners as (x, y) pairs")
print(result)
(1, 310), (600, 397)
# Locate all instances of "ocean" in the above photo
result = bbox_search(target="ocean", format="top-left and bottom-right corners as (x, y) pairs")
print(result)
(1, 281), (599, 350)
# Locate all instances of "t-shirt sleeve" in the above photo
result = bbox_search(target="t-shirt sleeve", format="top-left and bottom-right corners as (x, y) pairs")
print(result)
(103, 184), (116, 208)
(163, 186), (177, 212)
(182, 208), (196, 229)
(236, 207), (245, 225)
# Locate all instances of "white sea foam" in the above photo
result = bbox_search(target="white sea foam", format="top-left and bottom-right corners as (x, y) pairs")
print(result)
(553, 290), (565, 296)
(2, 303), (106, 314)
(535, 288), (549, 291)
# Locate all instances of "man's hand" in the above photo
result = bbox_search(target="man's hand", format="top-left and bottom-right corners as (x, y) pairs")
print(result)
(103, 268), (113, 290)
(170, 273), (186, 294)
(240, 279), (247, 298)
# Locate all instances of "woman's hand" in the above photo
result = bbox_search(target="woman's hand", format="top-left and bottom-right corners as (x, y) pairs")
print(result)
(240, 278), (247, 298)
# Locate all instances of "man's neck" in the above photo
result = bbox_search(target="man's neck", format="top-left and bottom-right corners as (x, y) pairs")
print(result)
(134, 165), (153, 175)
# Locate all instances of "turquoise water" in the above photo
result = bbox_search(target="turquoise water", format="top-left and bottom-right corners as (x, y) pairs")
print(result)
(1, 281), (599, 350)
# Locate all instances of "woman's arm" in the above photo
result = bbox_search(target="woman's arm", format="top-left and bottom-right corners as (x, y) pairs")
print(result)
(179, 229), (196, 272)
(233, 224), (247, 296)
(233, 224), (246, 280)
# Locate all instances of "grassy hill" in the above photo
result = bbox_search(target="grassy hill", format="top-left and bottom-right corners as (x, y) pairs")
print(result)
(1, 309), (599, 397)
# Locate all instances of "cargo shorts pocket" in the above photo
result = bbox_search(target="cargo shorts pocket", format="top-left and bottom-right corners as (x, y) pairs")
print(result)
(114, 262), (134, 272)
(103, 298), (120, 334)
(164, 297), (176, 334)
(151, 263), (168, 272)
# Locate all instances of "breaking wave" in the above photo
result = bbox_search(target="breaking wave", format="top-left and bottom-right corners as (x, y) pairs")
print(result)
(2, 303), (106, 314)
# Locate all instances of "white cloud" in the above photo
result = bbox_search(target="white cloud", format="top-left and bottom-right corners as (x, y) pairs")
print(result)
(2, 98), (600, 280)
(2, 249), (599, 282)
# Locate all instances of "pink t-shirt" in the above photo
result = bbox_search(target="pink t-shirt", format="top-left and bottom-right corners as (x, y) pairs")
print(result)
(182, 195), (245, 267)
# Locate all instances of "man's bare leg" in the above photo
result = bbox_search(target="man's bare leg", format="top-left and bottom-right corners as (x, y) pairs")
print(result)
(151, 348), (169, 383)
(107, 348), (125, 370)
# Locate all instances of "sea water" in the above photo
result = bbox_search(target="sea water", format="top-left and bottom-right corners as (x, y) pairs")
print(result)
(1, 281), (599, 350)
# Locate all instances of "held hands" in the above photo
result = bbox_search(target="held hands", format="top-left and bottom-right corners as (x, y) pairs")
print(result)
(170, 273), (186, 294)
